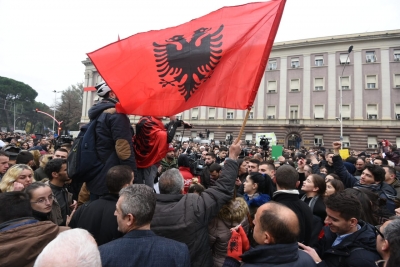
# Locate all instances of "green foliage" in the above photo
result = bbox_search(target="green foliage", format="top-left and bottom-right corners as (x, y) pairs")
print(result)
(0, 76), (83, 133)
(0, 76), (47, 132)
(0, 76), (38, 101)
(56, 83), (83, 131)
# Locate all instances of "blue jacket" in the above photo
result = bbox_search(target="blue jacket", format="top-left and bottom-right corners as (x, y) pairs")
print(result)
(99, 230), (190, 267)
(222, 243), (316, 267)
(86, 99), (137, 195)
(315, 221), (381, 267)
(244, 193), (270, 207)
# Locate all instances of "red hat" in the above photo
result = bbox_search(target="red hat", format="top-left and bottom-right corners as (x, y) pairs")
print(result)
(168, 144), (175, 152)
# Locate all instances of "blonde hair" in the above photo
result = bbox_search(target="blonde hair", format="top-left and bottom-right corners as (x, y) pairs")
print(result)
(218, 197), (249, 224)
(30, 150), (41, 168)
(39, 154), (53, 169)
(0, 164), (34, 192)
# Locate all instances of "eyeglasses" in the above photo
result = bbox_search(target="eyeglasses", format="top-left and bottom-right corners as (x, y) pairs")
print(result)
(31, 194), (55, 204)
(375, 260), (386, 267)
(374, 225), (385, 239)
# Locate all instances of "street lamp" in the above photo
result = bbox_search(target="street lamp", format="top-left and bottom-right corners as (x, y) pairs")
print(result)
(52, 90), (62, 133)
(339, 45), (353, 141)
(14, 117), (21, 130)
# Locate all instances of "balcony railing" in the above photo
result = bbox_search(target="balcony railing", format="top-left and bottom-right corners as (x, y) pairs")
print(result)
(289, 119), (300, 124)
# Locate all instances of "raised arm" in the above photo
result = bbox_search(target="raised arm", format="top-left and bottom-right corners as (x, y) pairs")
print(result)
(332, 141), (357, 188)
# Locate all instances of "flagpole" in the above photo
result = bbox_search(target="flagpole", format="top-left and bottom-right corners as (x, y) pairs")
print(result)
(237, 109), (251, 141)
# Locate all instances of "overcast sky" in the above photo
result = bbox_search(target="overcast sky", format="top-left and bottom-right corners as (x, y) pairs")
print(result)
(0, 0), (398, 106)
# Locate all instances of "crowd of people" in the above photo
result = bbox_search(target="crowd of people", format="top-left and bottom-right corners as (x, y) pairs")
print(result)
(1, 83), (400, 267)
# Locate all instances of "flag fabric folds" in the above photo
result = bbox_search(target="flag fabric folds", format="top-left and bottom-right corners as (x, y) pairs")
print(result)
(88, 0), (286, 116)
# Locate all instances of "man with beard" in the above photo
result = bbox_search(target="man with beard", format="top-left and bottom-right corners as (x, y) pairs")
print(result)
(159, 145), (178, 176)
(45, 159), (76, 226)
(200, 152), (216, 189)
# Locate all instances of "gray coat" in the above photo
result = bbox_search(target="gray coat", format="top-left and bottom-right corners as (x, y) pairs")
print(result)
(151, 159), (238, 267)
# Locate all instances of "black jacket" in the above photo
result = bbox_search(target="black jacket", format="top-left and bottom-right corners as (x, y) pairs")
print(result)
(86, 99), (137, 195)
(200, 165), (211, 189)
(315, 221), (381, 267)
(69, 193), (122, 245)
(272, 191), (313, 246)
(151, 159), (238, 267)
(222, 243), (317, 267)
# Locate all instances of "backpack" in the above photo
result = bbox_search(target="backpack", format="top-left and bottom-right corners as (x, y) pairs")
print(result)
(67, 114), (104, 183)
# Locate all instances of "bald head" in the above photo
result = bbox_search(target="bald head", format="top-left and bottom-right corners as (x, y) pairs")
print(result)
(253, 202), (299, 245)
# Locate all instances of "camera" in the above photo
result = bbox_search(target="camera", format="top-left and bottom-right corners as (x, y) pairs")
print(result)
(259, 137), (270, 151)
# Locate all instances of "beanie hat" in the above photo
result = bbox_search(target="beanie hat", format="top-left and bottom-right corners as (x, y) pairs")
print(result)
(168, 144), (175, 152)
(16, 151), (34, 164)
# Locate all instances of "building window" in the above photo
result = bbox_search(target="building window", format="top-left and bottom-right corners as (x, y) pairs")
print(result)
(268, 60), (277, 70)
(314, 105), (324, 119)
(340, 76), (350, 90)
(342, 136), (350, 148)
(267, 81), (277, 93)
(314, 78), (324, 91)
(366, 75), (377, 89)
(394, 49), (400, 61)
(339, 53), (350, 64)
(226, 109), (234, 119)
(395, 104), (400, 120)
(291, 57), (300, 68)
(367, 104), (378, 120)
(290, 105), (299, 119)
(314, 135), (323, 146)
(368, 136), (378, 149)
(341, 105), (351, 120)
(191, 131), (197, 138)
(394, 74), (400, 88)
(366, 51), (376, 63)
(267, 106), (276, 119)
(191, 108), (199, 120)
(315, 55), (323, 66)
(208, 108), (215, 120)
(248, 109), (254, 120)
(245, 133), (253, 142)
(290, 79), (300, 92)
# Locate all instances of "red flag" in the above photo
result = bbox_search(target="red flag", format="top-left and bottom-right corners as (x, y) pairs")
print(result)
(88, 0), (286, 116)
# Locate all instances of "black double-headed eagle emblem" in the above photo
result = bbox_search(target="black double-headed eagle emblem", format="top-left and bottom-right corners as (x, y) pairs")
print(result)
(153, 25), (224, 101)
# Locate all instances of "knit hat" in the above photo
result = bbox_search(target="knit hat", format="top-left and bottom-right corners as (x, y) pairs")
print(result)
(168, 144), (175, 152)
(16, 151), (34, 164)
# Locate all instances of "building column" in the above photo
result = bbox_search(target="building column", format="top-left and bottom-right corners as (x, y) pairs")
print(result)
(353, 51), (363, 119)
(381, 49), (391, 120)
(303, 55), (311, 119)
(328, 53), (336, 119)
(278, 57), (287, 119)
(256, 74), (265, 119)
